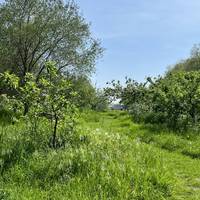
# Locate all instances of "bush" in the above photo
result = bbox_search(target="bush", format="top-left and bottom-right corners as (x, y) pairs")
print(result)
(106, 71), (200, 131)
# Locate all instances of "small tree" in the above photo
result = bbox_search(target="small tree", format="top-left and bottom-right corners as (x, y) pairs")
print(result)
(38, 62), (78, 148)
(0, 72), (22, 125)
(0, 62), (78, 148)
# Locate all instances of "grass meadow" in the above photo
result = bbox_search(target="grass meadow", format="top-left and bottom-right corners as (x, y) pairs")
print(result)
(0, 110), (200, 199)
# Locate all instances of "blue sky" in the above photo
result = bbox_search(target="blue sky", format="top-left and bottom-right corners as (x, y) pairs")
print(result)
(76, 0), (200, 87)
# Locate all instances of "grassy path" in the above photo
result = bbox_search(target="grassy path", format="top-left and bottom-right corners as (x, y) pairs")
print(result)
(82, 111), (200, 200)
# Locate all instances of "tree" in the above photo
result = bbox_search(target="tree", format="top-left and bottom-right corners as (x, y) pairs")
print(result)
(0, 0), (102, 82)
(37, 62), (78, 148)
(151, 72), (200, 130)
(0, 61), (78, 148)
(0, 72), (22, 125)
(66, 74), (97, 109)
(168, 44), (200, 73)
(105, 78), (151, 121)
(105, 72), (200, 131)
(92, 89), (109, 111)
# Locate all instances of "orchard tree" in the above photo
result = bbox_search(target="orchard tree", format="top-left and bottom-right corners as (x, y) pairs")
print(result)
(0, 0), (102, 82)
(38, 62), (78, 148)
(151, 72), (200, 130)
(105, 78), (151, 121)
(0, 62), (78, 148)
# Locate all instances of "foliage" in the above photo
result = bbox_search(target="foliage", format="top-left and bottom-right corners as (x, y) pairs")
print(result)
(65, 75), (109, 111)
(168, 44), (200, 73)
(0, 72), (23, 125)
(0, 62), (78, 148)
(66, 74), (97, 109)
(150, 72), (200, 130)
(0, 0), (103, 80)
(106, 72), (200, 131)
(37, 62), (78, 148)
(92, 89), (109, 111)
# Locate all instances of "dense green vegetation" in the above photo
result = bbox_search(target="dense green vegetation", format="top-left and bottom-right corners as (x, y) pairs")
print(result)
(1, 111), (200, 199)
(168, 44), (200, 73)
(106, 69), (200, 131)
(0, 0), (200, 199)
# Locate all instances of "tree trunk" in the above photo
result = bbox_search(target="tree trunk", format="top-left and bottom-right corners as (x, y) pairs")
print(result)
(23, 102), (29, 116)
(52, 116), (58, 149)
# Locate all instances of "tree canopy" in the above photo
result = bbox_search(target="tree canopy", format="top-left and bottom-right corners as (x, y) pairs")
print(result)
(106, 71), (200, 131)
(0, 0), (102, 80)
(168, 44), (200, 73)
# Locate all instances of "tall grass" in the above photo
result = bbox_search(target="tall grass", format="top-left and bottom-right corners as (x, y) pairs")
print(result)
(0, 112), (174, 200)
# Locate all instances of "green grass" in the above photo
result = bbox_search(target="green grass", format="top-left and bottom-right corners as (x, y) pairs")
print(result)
(0, 110), (200, 199)
(80, 110), (200, 199)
